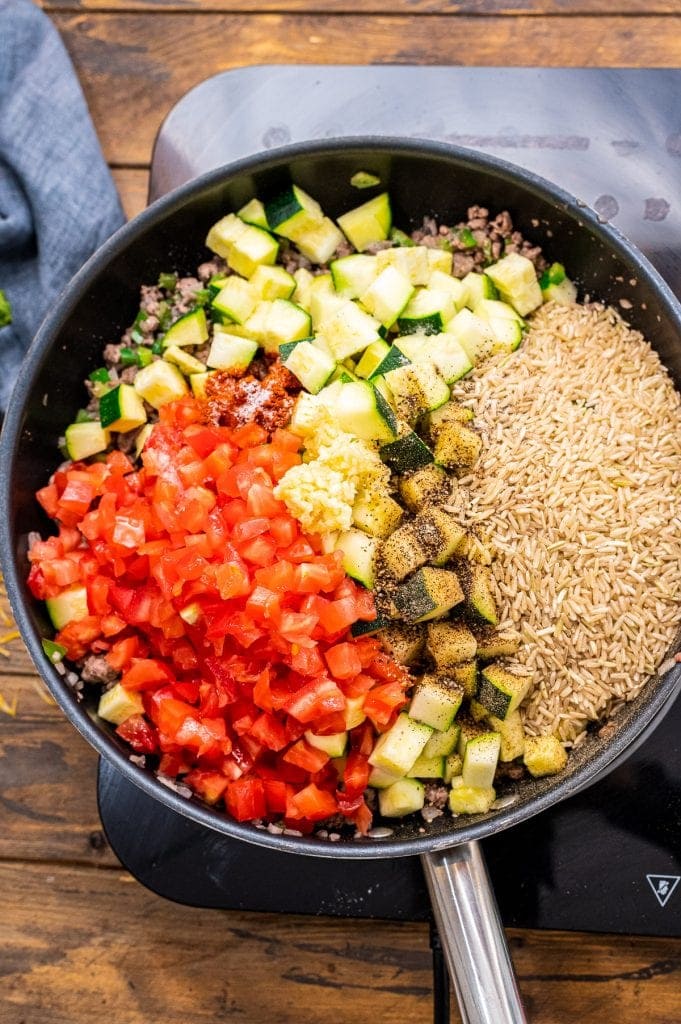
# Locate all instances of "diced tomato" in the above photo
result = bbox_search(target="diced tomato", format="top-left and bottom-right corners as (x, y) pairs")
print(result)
(282, 739), (330, 774)
(184, 769), (228, 805)
(325, 642), (363, 680)
(287, 783), (338, 822)
(285, 678), (346, 724)
(115, 713), (158, 753)
(225, 776), (267, 821)
(106, 635), (142, 672)
(121, 658), (173, 692)
(262, 778), (290, 814)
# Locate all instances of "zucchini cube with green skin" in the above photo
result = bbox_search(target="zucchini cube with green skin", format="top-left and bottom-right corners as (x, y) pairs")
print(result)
(351, 613), (392, 639)
(283, 340), (335, 394)
(393, 567), (465, 624)
(205, 212), (250, 259)
(208, 331), (258, 372)
(540, 263), (577, 305)
(322, 301), (382, 361)
(461, 271), (497, 310)
(446, 308), (496, 365)
(295, 217), (346, 264)
(423, 721), (461, 759)
(309, 274), (344, 329)
(335, 528), (379, 589)
(428, 269), (465, 309)
(444, 752), (463, 783)
(414, 507), (466, 566)
(476, 664), (533, 721)
(330, 254), (378, 299)
(368, 712), (433, 776)
(190, 371), (216, 401)
(427, 621), (477, 668)
(305, 730), (348, 758)
(469, 699), (489, 723)
(259, 299), (313, 354)
(460, 564), (498, 625)
(163, 345), (207, 375)
(409, 752), (445, 779)
(265, 185), (323, 236)
(162, 307), (209, 348)
(462, 732), (501, 789)
(385, 363), (450, 423)
(359, 265), (414, 328)
(237, 197), (269, 229)
(337, 192), (392, 252)
(64, 421), (110, 461)
(447, 660), (478, 699)
(474, 628), (522, 660)
(487, 710), (525, 762)
(523, 734), (568, 777)
(227, 223), (279, 279)
(448, 778), (496, 815)
(380, 430), (434, 474)
(369, 341), (412, 379)
(46, 585), (89, 630)
(485, 252), (542, 316)
(379, 778), (425, 818)
(397, 286), (457, 335)
(355, 339), (391, 380)
(368, 765), (403, 789)
(427, 251), (453, 275)
(98, 683), (145, 727)
(456, 713), (487, 756)
(421, 335), (473, 386)
(376, 245), (431, 286)
(433, 420), (482, 470)
(352, 491), (403, 538)
(427, 401), (475, 433)
(134, 361), (189, 409)
(336, 381), (398, 442)
(398, 464), (450, 512)
(99, 384), (148, 432)
(409, 675), (463, 731)
(475, 299), (524, 354)
(211, 277), (257, 325)
(380, 525), (429, 581)
(250, 263), (296, 300)
(376, 624), (425, 666)
(293, 267), (314, 310)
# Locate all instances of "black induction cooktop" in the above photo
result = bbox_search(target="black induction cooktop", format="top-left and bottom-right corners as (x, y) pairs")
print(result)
(100, 67), (681, 937)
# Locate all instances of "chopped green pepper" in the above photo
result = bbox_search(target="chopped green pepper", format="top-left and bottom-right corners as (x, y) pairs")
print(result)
(42, 638), (67, 663)
(158, 272), (178, 291)
(89, 367), (110, 384)
(0, 289), (12, 327)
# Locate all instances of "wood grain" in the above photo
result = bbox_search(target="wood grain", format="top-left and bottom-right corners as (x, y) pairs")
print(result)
(0, 673), (119, 867)
(54, 13), (681, 166)
(112, 166), (149, 218)
(41, 0), (681, 14)
(2, 859), (681, 1024)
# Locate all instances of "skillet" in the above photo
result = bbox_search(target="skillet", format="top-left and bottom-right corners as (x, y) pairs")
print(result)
(2, 138), (681, 1023)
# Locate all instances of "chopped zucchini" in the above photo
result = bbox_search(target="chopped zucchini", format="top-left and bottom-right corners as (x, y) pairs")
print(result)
(477, 664), (533, 720)
(487, 710), (525, 762)
(283, 340), (335, 394)
(462, 732), (501, 789)
(305, 730), (348, 758)
(99, 384), (147, 432)
(461, 271), (497, 309)
(351, 613), (392, 638)
(207, 331), (258, 372)
(337, 192), (392, 252)
(421, 335), (473, 385)
(486, 252), (542, 316)
(398, 464), (450, 512)
(414, 507), (466, 566)
(474, 628), (522, 660)
(376, 624), (425, 666)
(265, 185), (323, 235)
(409, 675), (463, 731)
(206, 212), (250, 258)
(444, 752), (464, 783)
(368, 712), (433, 776)
(446, 308), (496, 365)
(350, 171), (381, 189)
(542, 277), (578, 304)
(322, 301), (382, 361)
(384, 362), (450, 422)
(447, 660), (478, 699)
(393, 567), (465, 623)
(190, 371), (216, 400)
(211, 277), (257, 325)
(427, 401), (475, 433)
(369, 341), (412, 379)
(397, 286), (457, 335)
(461, 564), (498, 625)
(380, 430), (434, 473)
(352, 491), (403, 538)
(456, 714), (486, 756)
(523, 734), (568, 777)
(46, 585), (89, 630)
(355, 339), (391, 380)
(433, 420), (482, 470)
(64, 421), (110, 460)
(163, 345), (207, 375)
(336, 381), (398, 442)
(162, 307), (209, 349)
(380, 525), (429, 581)
(409, 752), (445, 779)
(134, 360), (189, 408)
(296, 217), (345, 264)
(475, 298), (524, 353)
(335, 528), (378, 588)
(360, 265), (414, 328)
(258, 299), (312, 354)
(227, 223), (279, 279)
(330, 254), (378, 299)
(379, 777), (425, 817)
(237, 197), (269, 229)
(250, 263), (296, 300)
(309, 274), (345, 329)
(448, 777), (496, 815)
(427, 251), (454, 275)
(293, 267), (314, 309)
(424, 722), (461, 759)
(428, 269), (465, 308)
(376, 245), (431, 286)
(427, 622), (477, 667)
(97, 683), (144, 726)
(368, 765), (402, 789)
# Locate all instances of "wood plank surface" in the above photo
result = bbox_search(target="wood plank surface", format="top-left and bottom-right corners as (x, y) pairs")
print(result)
(54, 13), (681, 167)
(2, 859), (681, 1024)
(112, 167), (149, 219)
(41, 0), (681, 14)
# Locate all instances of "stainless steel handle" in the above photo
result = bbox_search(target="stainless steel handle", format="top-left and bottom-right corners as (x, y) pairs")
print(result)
(421, 840), (527, 1024)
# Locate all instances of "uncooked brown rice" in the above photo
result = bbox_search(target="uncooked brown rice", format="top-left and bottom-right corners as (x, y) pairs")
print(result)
(451, 301), (681, 743)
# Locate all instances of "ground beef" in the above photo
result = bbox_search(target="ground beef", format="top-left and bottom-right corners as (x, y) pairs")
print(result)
(333, 237), (354, 259)
(424, 783), (449, 810)
(279, 243), (313, 275)
(173, 276), (202, 317)
(81, 655), (118, 686)
(120, 366), (138, 385)
(140, 285), (163, 316)
(103, 343), (122, 367)
(412, 206), (546, 274)
(364, 239), (393, 255)
(197, 257), (226, 282)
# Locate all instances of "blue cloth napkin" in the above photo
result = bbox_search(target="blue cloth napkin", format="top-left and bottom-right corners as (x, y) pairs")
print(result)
(0, 0), (125, 411)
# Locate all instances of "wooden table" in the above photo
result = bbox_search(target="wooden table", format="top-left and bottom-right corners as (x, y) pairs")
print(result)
(2, 2), (681, 1020)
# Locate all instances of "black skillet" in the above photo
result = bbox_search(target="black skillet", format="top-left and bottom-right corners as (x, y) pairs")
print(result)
(2, 139), (681, 1024)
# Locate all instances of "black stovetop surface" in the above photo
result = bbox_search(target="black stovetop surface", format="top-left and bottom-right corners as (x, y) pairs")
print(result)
(100, 66), (681, 936)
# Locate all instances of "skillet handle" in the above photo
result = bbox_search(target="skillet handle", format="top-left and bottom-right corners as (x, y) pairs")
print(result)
(421, 840), (527, 1024)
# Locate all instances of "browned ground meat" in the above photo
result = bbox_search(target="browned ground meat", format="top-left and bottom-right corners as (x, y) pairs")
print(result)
(140, 285), (163, 316)
(424, 783), (449, 810)
(197, 257), (227, 282)
(411, 206), (546, 276)
(81, 655), (119, 685)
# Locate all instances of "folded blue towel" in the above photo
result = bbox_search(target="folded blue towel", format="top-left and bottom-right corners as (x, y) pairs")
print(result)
(0, 0), (125, 411)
